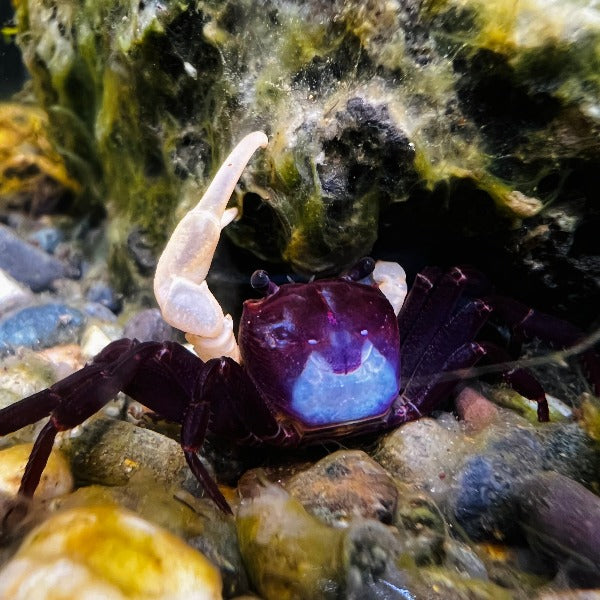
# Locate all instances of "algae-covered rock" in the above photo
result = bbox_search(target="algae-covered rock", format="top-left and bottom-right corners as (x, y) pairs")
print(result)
(0, 103), (81, 215)
(0, 504), (222, 599)
(12, 0), (600, 281)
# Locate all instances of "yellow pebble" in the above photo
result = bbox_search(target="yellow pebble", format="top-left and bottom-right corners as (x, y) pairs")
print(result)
(0, 444), (73, 500)
(0, 505), (222, 599)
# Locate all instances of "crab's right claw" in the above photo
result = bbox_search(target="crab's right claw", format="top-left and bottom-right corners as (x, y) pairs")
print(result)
(154, 131), (268, 362)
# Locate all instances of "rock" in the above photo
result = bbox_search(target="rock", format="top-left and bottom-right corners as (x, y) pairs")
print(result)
(60, 417), (214, 499)
(123, 308), (175, 342)
(455, 386), (499, 432)
(79, 323), (114, 359)
(236, 483), (345, 600)
(393, 482), (447, 565)
(85, 281), (122, 314)
(374, 416), (468, 501)
(0, 443), (73, 500)
(0, 224), (78, 291)
(15, 0), (600, 289)
(0, 505), (222, 599)
(52, 484), (248, 597)
(443, 540), (488, 580)
(449, 427), (544, 541)
(342, 519), (414, 599)
(286, 450), (398, 527)
(26, 227), (63, 254)
(519, 471), (600, 587)
(83, 302), (118, 322)
(539, 423), (600, 490)
(0, 303), (85, 356)
(0, 269), (33, 318)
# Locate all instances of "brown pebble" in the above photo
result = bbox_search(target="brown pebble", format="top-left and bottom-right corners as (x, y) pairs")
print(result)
(455, 386), (499, 431)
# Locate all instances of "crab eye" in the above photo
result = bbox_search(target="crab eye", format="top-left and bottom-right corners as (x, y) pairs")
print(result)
(345, 257), (375, 282)
(251, 270), (278, 296)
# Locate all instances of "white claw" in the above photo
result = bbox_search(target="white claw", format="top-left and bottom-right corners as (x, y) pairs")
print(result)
(372, 261), (408, 316)
(154, 131), (269, 362)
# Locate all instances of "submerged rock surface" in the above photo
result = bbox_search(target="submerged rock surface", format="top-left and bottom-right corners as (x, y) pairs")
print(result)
(11, 0), (600, 291)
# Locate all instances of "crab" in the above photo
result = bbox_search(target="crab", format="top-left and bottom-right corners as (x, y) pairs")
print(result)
(0, 132), (598, 515)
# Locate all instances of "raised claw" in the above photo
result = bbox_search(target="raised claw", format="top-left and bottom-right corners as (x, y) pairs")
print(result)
(154, 131), (268, 362)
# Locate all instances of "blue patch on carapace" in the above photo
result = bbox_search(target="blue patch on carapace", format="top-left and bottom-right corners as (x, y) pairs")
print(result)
(291, 341), (398, 425)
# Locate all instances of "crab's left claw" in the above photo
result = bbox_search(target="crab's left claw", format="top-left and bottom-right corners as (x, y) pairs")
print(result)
(154, 131), (268, 362)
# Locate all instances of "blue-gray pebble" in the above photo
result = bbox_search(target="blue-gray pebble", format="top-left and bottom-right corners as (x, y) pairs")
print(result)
(0, 224), (78, 291)
(0, 303), (85, 356)
(26, 227), (63, 254)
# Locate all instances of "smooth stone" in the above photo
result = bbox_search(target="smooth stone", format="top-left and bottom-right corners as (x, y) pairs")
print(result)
(85, 281), (122, 314)
(26, 227), (63, 254)
(450, 428), (544, 541)
(79, 324), (113, 359)
(123, 308), (175, 342)
(286, 450), (398, 527)
(0, 505), (222, 599)
(0, 224), (78, 291)
(0, 269), (33, 318)
(0, 443), (73, 500)
(83, 302), (118, 322)
(60, 417), (213, 499)
(0, 303), (85, 356)
(374, 416), (467, 500)
(519, 471), (600, 587)
(236, 483), (345, 599)
(53, 484), (249, 597)
(455, 385), (499, 432)
(539, 423), (600, 489)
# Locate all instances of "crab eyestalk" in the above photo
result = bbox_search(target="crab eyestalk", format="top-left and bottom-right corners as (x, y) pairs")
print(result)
(154, 131), (269, 362)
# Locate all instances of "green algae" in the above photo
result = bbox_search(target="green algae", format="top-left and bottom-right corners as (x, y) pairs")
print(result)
(12, 0), (600, 279)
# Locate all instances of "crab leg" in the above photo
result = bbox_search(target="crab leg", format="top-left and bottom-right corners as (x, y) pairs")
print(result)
(154, 131), (269, 362)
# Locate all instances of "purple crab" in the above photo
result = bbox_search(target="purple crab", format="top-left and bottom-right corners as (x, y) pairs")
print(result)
(0, 133), (598, 514)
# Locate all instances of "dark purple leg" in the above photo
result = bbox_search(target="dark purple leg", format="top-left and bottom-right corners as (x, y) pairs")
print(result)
(398, 267), (441, 340)
(180, 378), (232, 514)
(179, 357), (297, 513)
(487, 296), (600, 396)
(6, 341), (165, 497)
(390, 342), (487, 425)
(400, 299), (493, 406)
(476, 341), (549, 422)
(201, 358), (290, 446)
(400, 267), (482, 379)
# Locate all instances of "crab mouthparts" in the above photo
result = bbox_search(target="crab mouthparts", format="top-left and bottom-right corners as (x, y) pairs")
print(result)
(290, 341), (398, 426)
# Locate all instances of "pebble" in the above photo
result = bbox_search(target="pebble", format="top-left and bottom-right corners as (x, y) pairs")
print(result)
(374, 416), (468, 500)
(0, 269), (33, 318)
(0, 505), (222, 599)
(51, 484), (249, 597)
(85, 281), (122, 314)
(0, 224), (78, 291)
(0, 303), (85, 357)
(123, 308), (175, 342)
(236, 483), (345, 599)
(519, 471), (600, 587)
(455, 385), (500, 432)
(26, 227), (63, 254)
(450, 427), (544, 541)
(60, 417), (214, 498)
(286, 450), (398, 527)
(0, 443), (73, 500)
(83, 302), (118, 321)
